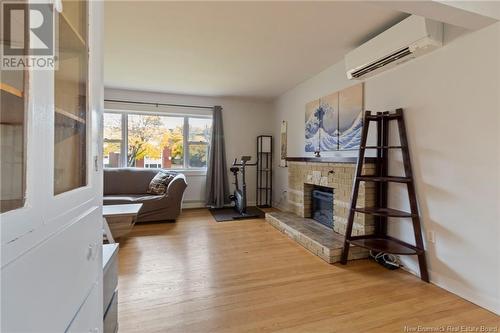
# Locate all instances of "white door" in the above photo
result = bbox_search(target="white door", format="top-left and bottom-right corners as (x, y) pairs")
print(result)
(1, 0), (104, 331)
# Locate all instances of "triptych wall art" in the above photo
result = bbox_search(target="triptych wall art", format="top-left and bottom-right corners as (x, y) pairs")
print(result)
(305, 83), (364, 152)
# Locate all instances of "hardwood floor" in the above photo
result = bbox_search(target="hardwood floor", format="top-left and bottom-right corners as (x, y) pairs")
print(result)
(118, 209), (499, 333)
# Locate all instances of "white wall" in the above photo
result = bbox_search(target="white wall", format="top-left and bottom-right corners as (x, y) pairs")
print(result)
(272, 23), (500, 314)
(104, 88), (274, 207)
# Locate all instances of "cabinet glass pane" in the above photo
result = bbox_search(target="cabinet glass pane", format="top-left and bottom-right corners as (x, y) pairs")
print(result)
(0, 70), (27, 213)
(54, 0), (88, 195)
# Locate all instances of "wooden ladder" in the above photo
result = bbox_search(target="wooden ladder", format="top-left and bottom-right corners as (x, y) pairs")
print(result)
(340, 108), (429, 282)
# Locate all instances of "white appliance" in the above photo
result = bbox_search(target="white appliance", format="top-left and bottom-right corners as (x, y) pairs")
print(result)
(345, 15), (443, 80)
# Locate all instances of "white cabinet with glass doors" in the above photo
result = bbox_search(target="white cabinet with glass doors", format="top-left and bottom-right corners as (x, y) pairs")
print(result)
(1, 0), (104, 331)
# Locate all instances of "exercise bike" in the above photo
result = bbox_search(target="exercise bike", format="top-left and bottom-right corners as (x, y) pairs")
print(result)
(229, 156), (257, 215)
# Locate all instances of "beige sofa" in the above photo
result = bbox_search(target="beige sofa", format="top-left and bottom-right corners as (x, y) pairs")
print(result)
(103, 168), (187, 222)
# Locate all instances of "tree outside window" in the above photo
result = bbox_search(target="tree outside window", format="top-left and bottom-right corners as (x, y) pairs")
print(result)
(127, 115), (184, 168)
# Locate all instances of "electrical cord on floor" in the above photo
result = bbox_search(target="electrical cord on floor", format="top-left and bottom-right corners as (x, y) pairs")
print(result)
(370, 250), (401, 270)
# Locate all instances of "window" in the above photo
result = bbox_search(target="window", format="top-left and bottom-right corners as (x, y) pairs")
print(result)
(188, 118), (212, 168)
(103, 113), (122, 168)
(103, 112), (212, 170)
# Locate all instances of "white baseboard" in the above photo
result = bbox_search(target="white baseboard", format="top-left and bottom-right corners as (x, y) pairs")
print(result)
(400, 266), (499, 315)
(182, 201), (206, 209)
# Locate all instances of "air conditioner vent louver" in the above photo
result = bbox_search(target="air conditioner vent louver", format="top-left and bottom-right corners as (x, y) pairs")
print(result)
(351, 47), (413, 78)
(345, 15), (443, 80)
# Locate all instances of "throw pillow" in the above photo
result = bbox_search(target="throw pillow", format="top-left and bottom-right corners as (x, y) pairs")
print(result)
(147, 171), (174, 195)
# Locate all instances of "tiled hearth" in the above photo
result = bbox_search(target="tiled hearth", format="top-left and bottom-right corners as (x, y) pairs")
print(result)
(266, 159), (376, 264)
(266, 212), (369, 263)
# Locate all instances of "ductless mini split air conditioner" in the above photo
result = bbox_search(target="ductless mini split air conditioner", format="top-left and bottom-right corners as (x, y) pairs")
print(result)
(345, 15), (443, 80)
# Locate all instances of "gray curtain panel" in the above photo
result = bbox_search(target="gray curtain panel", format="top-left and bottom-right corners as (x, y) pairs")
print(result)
(205, 106), (230, 208)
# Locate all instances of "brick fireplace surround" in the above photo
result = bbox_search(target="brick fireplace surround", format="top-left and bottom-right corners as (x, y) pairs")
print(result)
(266, 158), (376, 263)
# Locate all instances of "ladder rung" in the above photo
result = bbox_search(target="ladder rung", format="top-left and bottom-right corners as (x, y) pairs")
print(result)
(365, 113), (400, 121)
(361, 146), (403, 149)
(357, 176), (411, 183)
(353, 207), (415, 218)
(347, 236), (423, 255)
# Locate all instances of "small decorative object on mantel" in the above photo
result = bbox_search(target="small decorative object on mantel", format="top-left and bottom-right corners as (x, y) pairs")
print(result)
(279, 121), (287, 167)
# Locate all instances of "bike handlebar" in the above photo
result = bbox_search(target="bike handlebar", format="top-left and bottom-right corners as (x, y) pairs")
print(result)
(232, 157), (257, 166)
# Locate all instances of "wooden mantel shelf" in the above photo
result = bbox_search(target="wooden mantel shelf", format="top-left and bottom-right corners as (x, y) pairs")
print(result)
(285, 156), (377, 164)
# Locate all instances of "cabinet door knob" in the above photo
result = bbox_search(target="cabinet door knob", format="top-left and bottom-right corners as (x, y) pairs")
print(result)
(91, 242), (98, 260)
(86, 242), (99, 261)
(86, 245), (93, 260)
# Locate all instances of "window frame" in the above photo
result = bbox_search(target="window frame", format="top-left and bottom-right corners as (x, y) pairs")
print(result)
(103, 109), (212, 172)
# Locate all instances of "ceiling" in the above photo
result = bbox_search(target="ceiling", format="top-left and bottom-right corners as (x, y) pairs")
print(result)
(104, 1), (407, 100)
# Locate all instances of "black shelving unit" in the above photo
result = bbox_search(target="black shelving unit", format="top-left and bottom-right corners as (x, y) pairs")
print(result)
(256, 135), (273, 208)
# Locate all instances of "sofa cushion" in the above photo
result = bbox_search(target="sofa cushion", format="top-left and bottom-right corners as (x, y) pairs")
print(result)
(147, 171), (175, 195)
(104, 168), (160, 195)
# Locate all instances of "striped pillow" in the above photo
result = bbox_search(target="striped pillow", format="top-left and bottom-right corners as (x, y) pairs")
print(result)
(147, 171), (174, 195)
